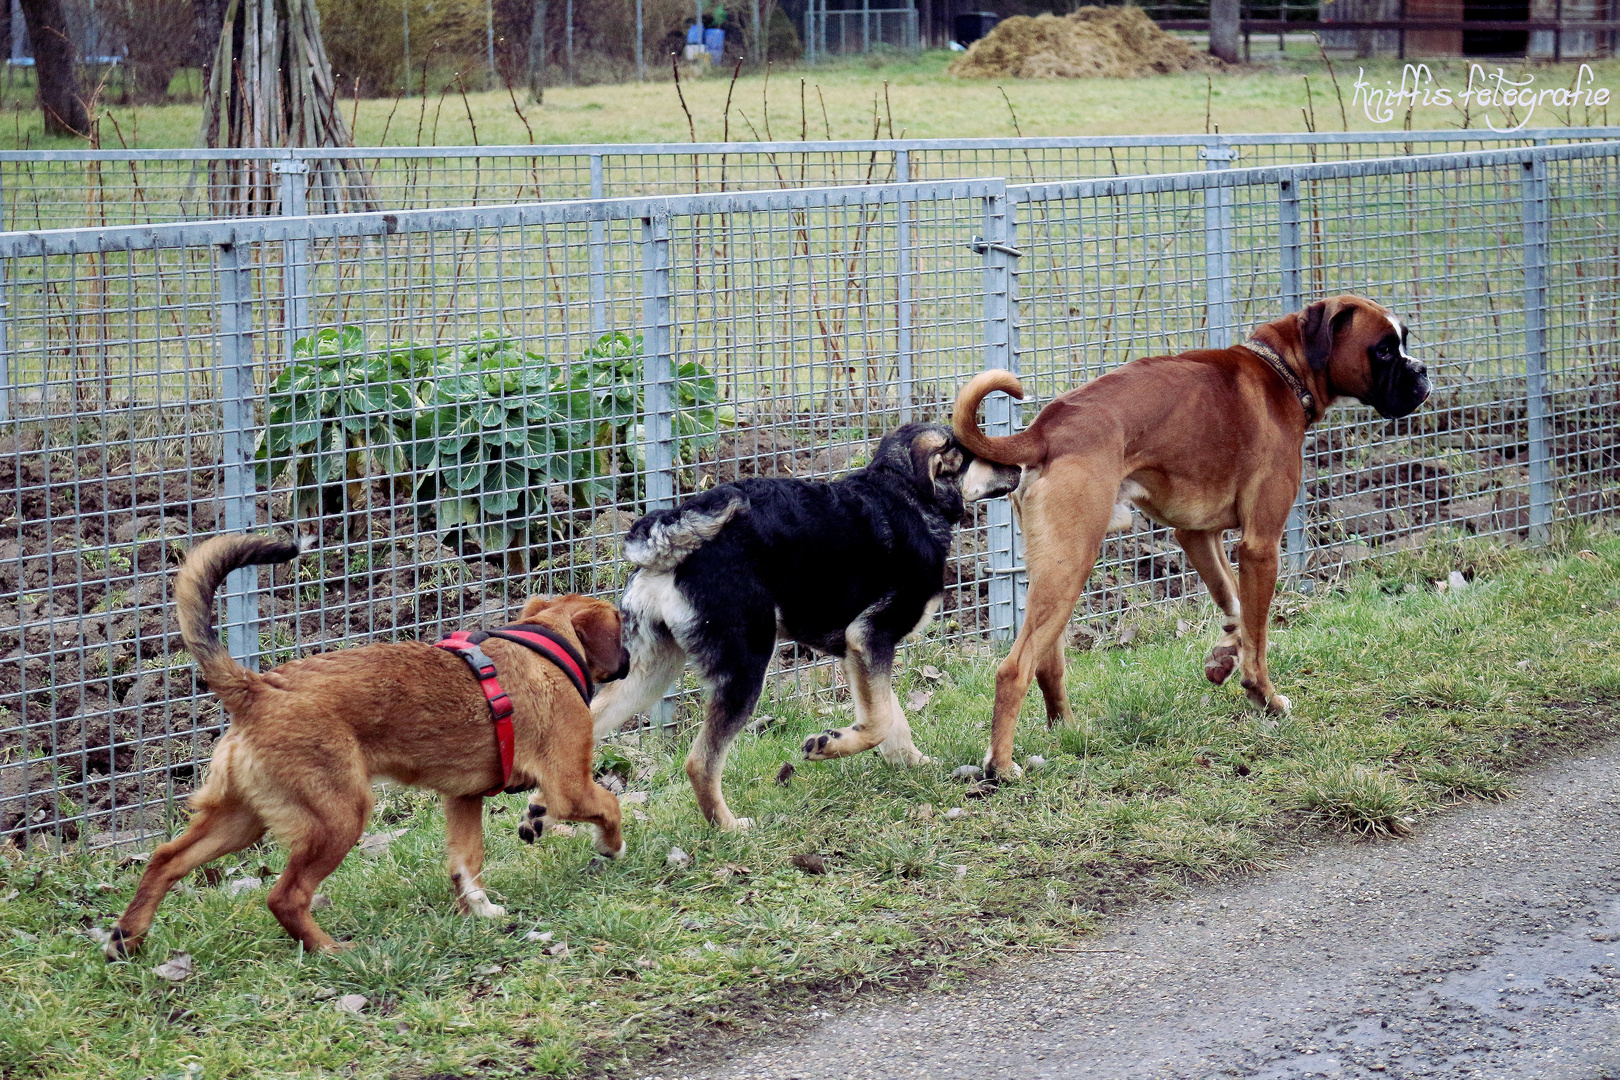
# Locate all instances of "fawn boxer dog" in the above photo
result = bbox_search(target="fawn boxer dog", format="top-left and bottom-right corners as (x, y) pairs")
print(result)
(953, 296), (1430, 780)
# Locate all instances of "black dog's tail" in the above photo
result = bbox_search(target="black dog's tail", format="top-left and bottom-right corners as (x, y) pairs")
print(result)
(624, 490), (749, 572)
(176, 533), (308, 712)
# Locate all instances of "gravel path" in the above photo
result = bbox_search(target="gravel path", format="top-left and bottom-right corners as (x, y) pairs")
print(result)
(641, 739), (1620, 1080)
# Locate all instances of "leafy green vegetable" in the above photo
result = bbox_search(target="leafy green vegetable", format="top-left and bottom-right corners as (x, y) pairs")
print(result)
(253, 327), (734, 564)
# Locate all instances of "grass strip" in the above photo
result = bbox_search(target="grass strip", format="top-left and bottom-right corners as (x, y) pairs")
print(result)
(1, 529), (1617, 1079)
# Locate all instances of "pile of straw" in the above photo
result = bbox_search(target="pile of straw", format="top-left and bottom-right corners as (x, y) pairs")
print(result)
(948, 6), (1224, 79)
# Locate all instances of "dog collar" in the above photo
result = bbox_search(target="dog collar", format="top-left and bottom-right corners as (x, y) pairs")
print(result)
(1243, 338), (1315, 419)
(434, 625), (594, 796)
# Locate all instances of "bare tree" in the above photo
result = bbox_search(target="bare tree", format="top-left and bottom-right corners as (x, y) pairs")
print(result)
(17, 0), (88, 135)
(106, 0), (196, 103)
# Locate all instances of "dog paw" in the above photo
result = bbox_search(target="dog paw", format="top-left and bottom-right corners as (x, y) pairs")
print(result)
(517, 804), (547, 844)
(802, 729), (844, 760)
(1204, 644), (1240, 685)
(102, 925), (133, 961)
(878, 743), (930, 768)
(465, 897), (506, 919)
(724, 816), (754, 833)
(1267, 693), (1292, 716)
(595, 836), (629, 859)
(981, 757), (1023, 782)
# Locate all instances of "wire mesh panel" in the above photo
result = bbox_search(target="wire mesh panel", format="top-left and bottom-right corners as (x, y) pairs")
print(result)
(0, 180), (1004, 846)
(2, 143), (1618, 847)
(1009, 141), (1620, 637)
(8, 130), (1620, 229)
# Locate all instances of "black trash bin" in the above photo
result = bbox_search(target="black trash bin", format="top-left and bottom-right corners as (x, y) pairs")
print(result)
(953, 11), (1000, 45)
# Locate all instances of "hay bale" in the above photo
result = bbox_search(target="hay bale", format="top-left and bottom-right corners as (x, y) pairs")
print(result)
(948, 6), (1224, 80)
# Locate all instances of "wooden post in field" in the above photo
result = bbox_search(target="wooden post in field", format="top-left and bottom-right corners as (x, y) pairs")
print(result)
(1209, 0), (1241, 62)
(529, 0), (547, 104)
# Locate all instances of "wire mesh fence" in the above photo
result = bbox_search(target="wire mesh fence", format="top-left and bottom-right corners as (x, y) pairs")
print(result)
(1, 142), (1616, 848)
(6, 128), (1620, 230)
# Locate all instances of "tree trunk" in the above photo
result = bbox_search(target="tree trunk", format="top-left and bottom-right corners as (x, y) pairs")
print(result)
(17, 0), (87, 135)
(1209, 0), (1241, 63)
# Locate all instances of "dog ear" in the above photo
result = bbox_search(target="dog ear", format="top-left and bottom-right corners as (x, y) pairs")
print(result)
(1300, 298), (1355, 372)
(516, 595), (554, 622)
(568, 598), (628, 681)
(928, 445), (964, 484)
(909, 427), (951, 481)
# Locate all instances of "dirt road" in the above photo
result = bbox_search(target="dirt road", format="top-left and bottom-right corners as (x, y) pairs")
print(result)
(640, 739), (1620, 1080)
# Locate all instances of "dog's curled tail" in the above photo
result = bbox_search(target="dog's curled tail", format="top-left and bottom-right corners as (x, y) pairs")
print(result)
(177, 533), (308, 710)
(624, 490), (749, 572)
(953, 369), (1046, 466)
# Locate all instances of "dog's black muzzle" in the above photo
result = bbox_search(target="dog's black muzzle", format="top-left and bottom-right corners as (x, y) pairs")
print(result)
(1366, 355), (1431, 420)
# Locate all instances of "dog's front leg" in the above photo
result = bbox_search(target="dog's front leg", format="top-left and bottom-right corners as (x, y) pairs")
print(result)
(1176, 528), (1243, 686)
(444, 794), (505, 918)
(517, 786), (548, 845)
(1235, 530), (1291, 715)
(804, 643), (898, 761)
(875, 687), (931, 766)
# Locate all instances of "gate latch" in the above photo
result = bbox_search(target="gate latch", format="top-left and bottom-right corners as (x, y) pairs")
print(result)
(968, 236), (1024, 258)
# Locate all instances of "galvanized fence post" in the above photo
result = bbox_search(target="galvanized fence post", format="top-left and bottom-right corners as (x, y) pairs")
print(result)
(0, 249), (9, 423)
(1522, 154), (1553, 544)
(640, 211), (676, 513)
(641, 209), (678, 731)
(274, 159), (311, 363)
(590, 154), (607, 334)
(979, 185), (1022, 641)
(1279, 174), (1309, 575)
(215, 238), (262, 671)
(1202, 141), (1236, 349)
(896, 151), (912, 422)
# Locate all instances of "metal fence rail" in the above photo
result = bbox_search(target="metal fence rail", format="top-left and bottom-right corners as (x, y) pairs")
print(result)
(6, 128), (1620, 230)
(2, 142), (1617, 847)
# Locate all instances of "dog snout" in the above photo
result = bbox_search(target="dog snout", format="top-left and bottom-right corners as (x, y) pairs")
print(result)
(608, 649), (631, 683)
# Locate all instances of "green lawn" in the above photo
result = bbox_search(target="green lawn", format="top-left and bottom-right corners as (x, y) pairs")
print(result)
(2, 527), (1617, 1078)
(2, 49), (1617, 152)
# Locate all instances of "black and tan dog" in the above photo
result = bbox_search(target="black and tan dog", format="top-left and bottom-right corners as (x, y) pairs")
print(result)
(106, 534), (630, 958)
(954, 295), (1431, 779)
(539, 423), (1019, 832)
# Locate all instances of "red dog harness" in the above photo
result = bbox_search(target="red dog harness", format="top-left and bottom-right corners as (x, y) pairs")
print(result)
(433, 624), (595, 796)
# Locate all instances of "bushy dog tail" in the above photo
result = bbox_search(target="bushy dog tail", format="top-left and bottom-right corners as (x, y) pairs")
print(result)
(624, 491), (749, 572)
(177, 533), (308, 710)
(953, 369), (1047, 465)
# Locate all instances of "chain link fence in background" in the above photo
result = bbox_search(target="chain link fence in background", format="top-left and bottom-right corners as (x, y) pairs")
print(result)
(0, 140), (1616, 848)
(5, 129), (1620, 229)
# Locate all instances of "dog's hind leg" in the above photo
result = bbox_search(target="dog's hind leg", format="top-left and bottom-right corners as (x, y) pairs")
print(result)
(685, 667), (767, 831)
(1177, 528), (1243, 686)
(264, 790), (369, 953)
(590, 621), (687, 743)
(985, 461), (1115, 780)
(444, 794), (504, 917)
(106, 789), (266, 959)
(1035, 637), (1074, 729)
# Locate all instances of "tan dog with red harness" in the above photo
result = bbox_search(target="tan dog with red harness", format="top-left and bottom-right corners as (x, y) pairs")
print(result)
(954, 296), (1431, 780)
(105, 533), (630, 958)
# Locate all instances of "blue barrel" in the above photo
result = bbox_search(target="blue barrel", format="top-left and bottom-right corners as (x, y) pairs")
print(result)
(686, 23), (704, 44)
(704, 28), (725, 64)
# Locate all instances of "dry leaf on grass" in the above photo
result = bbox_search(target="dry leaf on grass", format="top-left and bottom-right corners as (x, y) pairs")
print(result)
(152, 952), (193, 982)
